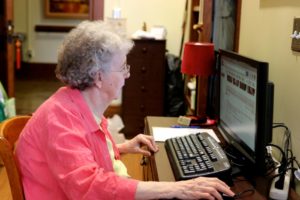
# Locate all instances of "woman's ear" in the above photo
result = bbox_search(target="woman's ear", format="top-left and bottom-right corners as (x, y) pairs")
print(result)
(95, 72), (102, 88)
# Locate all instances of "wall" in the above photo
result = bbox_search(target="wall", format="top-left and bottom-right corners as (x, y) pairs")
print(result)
(105, 0), (186, 56)
(239, 0), (300, 193)
(14, 0), (186, 63)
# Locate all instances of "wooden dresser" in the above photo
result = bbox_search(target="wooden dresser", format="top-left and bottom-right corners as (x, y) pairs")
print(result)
(122, 39), (166, 138)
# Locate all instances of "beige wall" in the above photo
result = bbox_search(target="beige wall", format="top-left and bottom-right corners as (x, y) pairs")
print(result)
(105, 0), (186, 56)
(239, 0), (300, 193)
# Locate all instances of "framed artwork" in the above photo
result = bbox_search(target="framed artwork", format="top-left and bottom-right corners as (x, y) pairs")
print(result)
(45, 0), (89, 19)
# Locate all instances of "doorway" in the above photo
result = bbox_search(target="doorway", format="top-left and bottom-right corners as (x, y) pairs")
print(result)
(1, 0), (103, 115)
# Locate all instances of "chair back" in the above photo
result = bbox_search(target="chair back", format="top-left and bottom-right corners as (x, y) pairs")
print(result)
(0, 115), (31, 200)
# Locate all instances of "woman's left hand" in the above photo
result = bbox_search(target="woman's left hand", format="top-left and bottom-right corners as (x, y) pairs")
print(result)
(118, 134), (159, 156)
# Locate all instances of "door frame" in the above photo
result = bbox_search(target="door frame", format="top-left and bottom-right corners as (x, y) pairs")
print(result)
(89, 0), (104, 20)
(0, 0), (14, 97)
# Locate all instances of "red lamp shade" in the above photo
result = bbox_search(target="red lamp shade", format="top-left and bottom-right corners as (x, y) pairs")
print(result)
(181, 42), (215, 76)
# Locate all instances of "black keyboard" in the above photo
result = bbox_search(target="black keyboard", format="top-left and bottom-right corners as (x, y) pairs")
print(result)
(165, 132), (232, 182)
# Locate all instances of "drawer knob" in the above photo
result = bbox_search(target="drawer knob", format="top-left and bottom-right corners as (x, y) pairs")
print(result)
(142, 47), (148, 53)
(139, 123), (144, 129)
(140, 104), (145, 110)
(141, 67), (147, 72)
(140, 86), (146, 91)
(140, 156), (149, 165)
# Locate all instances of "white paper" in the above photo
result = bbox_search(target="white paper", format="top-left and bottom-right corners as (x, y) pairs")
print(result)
(131, 26), (167, 40)
(152, 127), (220, 143)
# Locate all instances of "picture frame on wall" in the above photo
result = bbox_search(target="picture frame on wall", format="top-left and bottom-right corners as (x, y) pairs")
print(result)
(45, 0), (89, 19)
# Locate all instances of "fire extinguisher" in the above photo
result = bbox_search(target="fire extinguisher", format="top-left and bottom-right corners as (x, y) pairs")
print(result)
(15, 39), (22, 70)
(13, 33), (25, 70)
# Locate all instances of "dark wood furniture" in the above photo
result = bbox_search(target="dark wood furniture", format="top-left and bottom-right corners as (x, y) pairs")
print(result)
(122, 39), (166, 138)
(143, 116), (300, 200)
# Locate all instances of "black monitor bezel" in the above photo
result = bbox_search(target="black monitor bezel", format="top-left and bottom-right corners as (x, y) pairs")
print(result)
(217, 49), (270, 174)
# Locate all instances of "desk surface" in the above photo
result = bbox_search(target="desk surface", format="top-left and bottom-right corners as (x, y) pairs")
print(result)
(145, 116), (300, 200)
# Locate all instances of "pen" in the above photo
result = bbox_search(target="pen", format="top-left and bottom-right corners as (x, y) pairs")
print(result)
(171, 125), (201, 128)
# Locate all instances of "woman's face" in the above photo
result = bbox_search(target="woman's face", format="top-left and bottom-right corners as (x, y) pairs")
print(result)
(101, 53), (130, 100)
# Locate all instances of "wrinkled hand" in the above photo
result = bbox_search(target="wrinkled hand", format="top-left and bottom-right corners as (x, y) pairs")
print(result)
(136, 176), (234, 200)
(175, 177), (235, 200)
(118, 134), (159, 156)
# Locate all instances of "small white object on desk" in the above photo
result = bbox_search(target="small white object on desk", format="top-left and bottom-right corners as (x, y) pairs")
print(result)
(177, 116), (192, 126)
(152, 127), (220, 143)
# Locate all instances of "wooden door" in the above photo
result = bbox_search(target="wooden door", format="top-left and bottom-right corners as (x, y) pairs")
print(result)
(189, 0), (241, 49)
(188, 0), (213, 43)
(0, 0), (14, 97)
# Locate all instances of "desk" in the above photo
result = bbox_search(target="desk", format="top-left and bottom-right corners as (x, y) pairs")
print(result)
(143, 116), (300, 200)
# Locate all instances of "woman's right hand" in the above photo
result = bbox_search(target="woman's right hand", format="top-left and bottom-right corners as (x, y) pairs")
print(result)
(173, 177), (235, 200)
(135, 177), (234, 200)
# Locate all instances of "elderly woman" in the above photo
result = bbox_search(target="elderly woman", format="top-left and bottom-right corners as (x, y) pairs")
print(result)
(15, 20), (234, 200)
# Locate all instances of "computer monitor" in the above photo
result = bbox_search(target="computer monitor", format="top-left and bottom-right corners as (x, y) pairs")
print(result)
(217, 49), (274, 175)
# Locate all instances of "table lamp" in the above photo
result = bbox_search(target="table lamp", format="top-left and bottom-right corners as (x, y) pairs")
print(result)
(181, 42), (215, 126)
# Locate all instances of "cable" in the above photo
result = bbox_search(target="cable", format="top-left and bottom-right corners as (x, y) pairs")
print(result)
(292, 156), (300, 168)
(269, 123), (298, 196)
(230, 177), (256, 199)
(272, 123), (291, 159)
(267, 143), (288, 188)
(234, 187), (255, 199)
(265, 164), (280, 177)
(270, 123), (292, 173)
(267, 143), (286, 172)
(223, 146), (249, 168)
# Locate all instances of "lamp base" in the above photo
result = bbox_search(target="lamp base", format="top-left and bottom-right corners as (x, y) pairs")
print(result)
(199, 117), (217, 126)
(187, 115), (217, 127)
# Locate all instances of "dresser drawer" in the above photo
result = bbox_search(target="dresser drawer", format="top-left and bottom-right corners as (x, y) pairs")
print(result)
(129, 40), (165, 58)
(122, 39), (166, 138)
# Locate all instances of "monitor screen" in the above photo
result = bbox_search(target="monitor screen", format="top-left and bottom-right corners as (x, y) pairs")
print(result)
(217, 50), (273, 175)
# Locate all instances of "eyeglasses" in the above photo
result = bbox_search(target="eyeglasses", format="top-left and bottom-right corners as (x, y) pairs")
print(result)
(111, 62), (130, 75)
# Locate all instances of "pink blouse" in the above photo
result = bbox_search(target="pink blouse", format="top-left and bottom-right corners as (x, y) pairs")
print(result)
(15, 86), (138, 200)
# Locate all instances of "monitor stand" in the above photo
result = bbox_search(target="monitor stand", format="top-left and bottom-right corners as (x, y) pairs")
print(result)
(224, 145), (257, 186)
